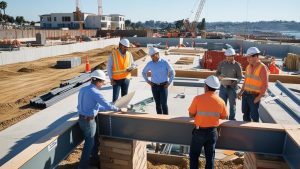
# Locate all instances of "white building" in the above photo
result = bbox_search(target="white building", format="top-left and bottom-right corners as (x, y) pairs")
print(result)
(40, 13), (125, 30)
(85, 14), (125, 30)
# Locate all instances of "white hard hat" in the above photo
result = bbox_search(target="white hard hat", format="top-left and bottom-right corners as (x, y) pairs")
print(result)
(224, 48), (236, 56)
(119, 38), (130, 47)
(91, 70), (106, 81)
(204, 75), (220, 89)
(148, 47), (160, 56)
(246, 47), (260, 56)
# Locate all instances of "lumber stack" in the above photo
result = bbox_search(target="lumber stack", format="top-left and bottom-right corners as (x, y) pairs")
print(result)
(285, 53), (300, 71)
(244, 152), (289, 169)
(175, 57), (194, 65)
(100, 136), (147, 169)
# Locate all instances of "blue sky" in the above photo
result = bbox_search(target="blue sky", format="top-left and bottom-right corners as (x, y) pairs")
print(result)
(4, 0), (300, 22)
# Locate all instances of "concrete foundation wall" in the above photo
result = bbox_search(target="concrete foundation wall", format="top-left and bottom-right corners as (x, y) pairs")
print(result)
(126, 37), (300, 59)
(0, 38), (120, 65)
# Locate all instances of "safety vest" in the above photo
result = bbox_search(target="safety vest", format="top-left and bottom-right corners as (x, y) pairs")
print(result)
(191, 93), (226, 127)
(111, 49), (131, 80)
(244, 62), (263, 93)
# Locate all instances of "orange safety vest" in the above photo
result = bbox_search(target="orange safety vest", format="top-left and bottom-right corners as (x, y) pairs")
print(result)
(189, 92), (227, 128)
(244, 62), (264, 93)
(268, 63), (279, 74)
(111, 49), (131, 80)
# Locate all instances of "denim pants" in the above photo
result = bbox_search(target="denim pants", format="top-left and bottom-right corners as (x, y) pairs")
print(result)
(112, 78), (130, 102)
(242, 92), (260, 122)
(219, 85), (237, 120)
(78, 117), (99, 169)
(151, 85), (168, 115)
(189, 127), (218, 169)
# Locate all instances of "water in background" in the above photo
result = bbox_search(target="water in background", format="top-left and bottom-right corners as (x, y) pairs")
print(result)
(280, 31), (300, 39)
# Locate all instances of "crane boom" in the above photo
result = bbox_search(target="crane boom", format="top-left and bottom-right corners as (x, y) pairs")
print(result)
(193, 0), (206, 23)
(98, 0), (103, 16)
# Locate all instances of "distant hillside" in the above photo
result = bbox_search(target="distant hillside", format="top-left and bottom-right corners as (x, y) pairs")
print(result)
(206, 21), (300, 34)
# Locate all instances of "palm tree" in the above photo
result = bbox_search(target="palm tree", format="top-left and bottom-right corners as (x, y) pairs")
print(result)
(0, 1), (7, 15)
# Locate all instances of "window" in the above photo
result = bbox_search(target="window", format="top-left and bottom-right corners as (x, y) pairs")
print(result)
(54, 17), (56, 21)
(47, 17), (51, 22)
(102, 17), (105, 20)
(62, 16), (71, 22)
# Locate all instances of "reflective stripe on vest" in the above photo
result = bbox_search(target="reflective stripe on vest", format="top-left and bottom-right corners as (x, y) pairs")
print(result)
(195, 111), (221, 127)
(197, 112), (220, 117)
(112, 49), (131, 80)
(244, 63), (263, 93)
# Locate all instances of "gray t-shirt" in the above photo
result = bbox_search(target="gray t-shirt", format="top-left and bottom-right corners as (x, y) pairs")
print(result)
(216, 60), (242, 86)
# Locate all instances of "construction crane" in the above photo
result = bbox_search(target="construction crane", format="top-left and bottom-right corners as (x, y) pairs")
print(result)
(183, 0), (206, 37)
(98, 0), (103, 16)
(74, 0), (83, 30)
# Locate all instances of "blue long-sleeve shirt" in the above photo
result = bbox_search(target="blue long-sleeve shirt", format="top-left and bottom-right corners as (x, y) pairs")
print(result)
(142, 58), (175, 84)
(77, 84), (119, 117)
(107, 49), (137, 80)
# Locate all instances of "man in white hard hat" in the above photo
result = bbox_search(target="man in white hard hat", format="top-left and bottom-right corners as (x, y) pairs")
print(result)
(142, 47), (175, 115)
(77, 70), (120, 169)
(107, 38), (137, 102)
(238, 47), (269, 122)
(188, 75), (228, 169)
(216, 48), (242, 120)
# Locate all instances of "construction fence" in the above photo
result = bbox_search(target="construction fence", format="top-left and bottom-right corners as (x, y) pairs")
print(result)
(0, 29), (97, 40)
(0, 38), (120, 65)
(0, 29), (152, 40)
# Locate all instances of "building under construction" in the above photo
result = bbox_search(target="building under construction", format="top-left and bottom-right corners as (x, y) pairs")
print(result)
(0, 34), (299, 169)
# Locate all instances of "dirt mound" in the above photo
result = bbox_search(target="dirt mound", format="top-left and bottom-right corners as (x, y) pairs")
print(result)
(18, 67), (35, 73)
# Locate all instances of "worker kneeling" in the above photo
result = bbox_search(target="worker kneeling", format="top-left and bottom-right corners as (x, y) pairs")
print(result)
(188, 75), (228, 169)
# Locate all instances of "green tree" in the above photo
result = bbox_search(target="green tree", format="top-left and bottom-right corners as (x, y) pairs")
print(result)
(175, 19), (184, 30)
(197, 18), (206, 31)
(0, 1), (7, 15)
(15, 16), (25, 25)
(125, 19), (131, 29)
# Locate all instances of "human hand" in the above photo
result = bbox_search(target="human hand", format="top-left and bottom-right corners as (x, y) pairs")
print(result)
(237, 91), (243, 100)
(254, 96), (261, 104)
(164, 83), (170, 88)
(126, 67), (133, 72)
(111, 79), (116, 85)
(120, 108), (128, 113)
(147, 81), (153, 86)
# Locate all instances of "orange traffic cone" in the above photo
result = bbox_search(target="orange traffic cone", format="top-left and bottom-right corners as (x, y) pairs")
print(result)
(85, 56), (91, 73)
(165, 41), (168, 49)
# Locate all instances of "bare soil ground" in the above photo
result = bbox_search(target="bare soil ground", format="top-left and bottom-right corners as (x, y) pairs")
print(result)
(58, 145), (243, 169)
(0, 45), (147, 131)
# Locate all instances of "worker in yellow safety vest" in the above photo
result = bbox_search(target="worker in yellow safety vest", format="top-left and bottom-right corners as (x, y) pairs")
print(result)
(107, 39), (136, 102)
(238, 47), (269, 122)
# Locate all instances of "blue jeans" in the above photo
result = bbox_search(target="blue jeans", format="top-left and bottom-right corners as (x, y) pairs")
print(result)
(78, 116), (99, 169)
(219, 85), (237, 120)
(112, 78), (130, 102)
(242, 92), (260, 122)
(151, 85), (168, 115)
(189, 127), (218, 169)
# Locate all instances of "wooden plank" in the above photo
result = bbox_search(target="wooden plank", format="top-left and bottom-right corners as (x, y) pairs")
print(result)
(100, 151), (132, 161)
(100, 147), (132, 155)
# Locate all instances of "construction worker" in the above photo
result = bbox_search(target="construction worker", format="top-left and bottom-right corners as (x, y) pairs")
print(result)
(142, 47), (175, 115)
(238, 47), (269, 122)
(77, 70), (120, 169)
(107, 38), (137, 102)
(216, 48), (242, 120)
(188, 75), (228, 169)
(268, 57), (279, 74)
